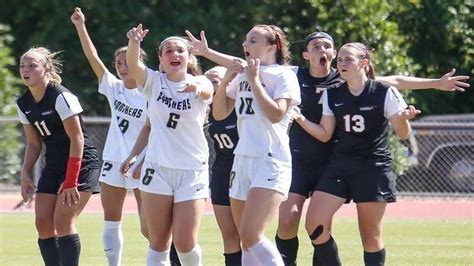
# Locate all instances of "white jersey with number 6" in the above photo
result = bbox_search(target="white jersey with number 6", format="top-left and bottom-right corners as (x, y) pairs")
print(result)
(141, 68), (212, 170)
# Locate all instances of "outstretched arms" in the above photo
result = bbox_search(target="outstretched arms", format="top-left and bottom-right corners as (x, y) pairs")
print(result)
(376, 69), (470, 92)
(71, 7), (107, 81)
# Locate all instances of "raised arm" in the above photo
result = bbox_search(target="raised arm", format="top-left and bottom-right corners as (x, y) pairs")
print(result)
(212, 60), (241, 120)
(376, 69), (470, 92)
(126, 24), (149, 86)
(185, 30), (245, 68)
(71, 7), (107, 81)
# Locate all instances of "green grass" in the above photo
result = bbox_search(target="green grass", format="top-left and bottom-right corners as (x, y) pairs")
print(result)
(1, 213), (472, 265)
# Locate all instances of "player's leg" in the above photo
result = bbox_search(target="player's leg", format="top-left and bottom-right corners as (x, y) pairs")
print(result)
(35, 193), (60, 266)
(240, 188), (285, 265)
(357, 202), (387, 265)
(305, 191), (345, 266)
(211, 167), (241, 265)
(141, 191), (174, 265)
(276, 192), (306, 265)
(230, 198), (258, 265)
(54, 191), (92, 266)
(100, 182), (127, 266)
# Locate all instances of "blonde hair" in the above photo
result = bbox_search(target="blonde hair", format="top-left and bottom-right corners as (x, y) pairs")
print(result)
(204, 66), (227, 79)
(21, 47), (63, 84)
(157, 36), (202, 76)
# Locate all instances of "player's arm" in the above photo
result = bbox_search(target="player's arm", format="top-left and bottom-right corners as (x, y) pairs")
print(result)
(376, 69), (470, 92)
(390, 105), (419, 140)
(212, 62), (239, 121)
(126, 24), (149, 86)
(293, 110), (335, 142)
(120, 117), (150, 177)
(20, 124), (42, 202)
(71, 7), (107, 81)
(185, 30), (245, 68)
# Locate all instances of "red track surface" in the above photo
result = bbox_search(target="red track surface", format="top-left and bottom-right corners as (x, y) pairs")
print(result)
(1, 192), (472, 220)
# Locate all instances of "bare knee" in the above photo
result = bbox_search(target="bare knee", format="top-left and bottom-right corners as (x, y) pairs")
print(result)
(305, 221), (330, 244)
(239, 227), (260, 249)
(278, 211), (301, 236)
(35, 216), (55, 236)
(360, 229), (383, 251)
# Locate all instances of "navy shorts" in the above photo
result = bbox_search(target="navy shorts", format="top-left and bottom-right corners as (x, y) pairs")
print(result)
(210, 165), (232, 206)
(37, 165), (100, 195)
(316, 164), (397, 203)
(289, 157), (328, 198)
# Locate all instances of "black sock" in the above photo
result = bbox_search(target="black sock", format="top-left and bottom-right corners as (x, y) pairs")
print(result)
(364, 248), (386, 266)
(57, 234), (81, 266)
(312, 245), (323, 266)
(38, 237), (60, 266)
(312, 236), (341, 266)
(275, 235), (299, 265)
(224, 250), (242, 266)
(170, 242), (181, 266)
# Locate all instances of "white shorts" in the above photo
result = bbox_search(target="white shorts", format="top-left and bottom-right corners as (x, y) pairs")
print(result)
(229, 155), (291, 201)
(139, 161), (209, 203)
(99, 160), (140, 189)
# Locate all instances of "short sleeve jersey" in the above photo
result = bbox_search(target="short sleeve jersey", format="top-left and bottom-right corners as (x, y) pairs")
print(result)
(208, 110), (238, 171)
(226, 64), (301, 165)
(98, 71), (147, 162)
(289, 66), (343, 160)
(322, 79), (408, 166)
(16, 82), (99, 168)
(141, 68), (212, 170)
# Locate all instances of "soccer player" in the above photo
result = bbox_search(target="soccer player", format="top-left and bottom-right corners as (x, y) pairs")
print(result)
(295, 42), (419, 265)
(70, 8), (149, 266)
(125, 24), (213, 266)
(205, 66), (242, 265)
(207, 25), (301, 265)
(17, 47), (100, 266)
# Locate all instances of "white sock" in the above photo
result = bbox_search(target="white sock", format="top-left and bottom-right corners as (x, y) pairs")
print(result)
(177, 244), (202, 266)
(242, 248), (260, 265)
(146, 247), (170, 266)
(103, 221), (123, 266)
(249, 237), (284, 266)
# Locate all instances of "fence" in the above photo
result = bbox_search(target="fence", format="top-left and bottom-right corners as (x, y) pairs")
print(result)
(1, 115), (473, 197)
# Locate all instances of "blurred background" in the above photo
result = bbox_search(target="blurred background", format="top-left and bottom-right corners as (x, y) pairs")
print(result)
(0, 0), (472, 196)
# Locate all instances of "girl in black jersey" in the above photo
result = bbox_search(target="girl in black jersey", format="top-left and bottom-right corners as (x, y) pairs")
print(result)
(205, 66), (242, 265)
(276, 31), (471, 265)
(17, 47), (100, 266)
(294, 42), (419, 265)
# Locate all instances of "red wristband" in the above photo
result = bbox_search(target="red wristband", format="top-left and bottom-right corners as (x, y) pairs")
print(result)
(63, 157), (82, 189)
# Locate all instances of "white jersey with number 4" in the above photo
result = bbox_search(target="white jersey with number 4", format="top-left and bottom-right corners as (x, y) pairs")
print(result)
(227, 64), (301, 165)
(99, 71), (147, 162)
(141, 68), (212, 170)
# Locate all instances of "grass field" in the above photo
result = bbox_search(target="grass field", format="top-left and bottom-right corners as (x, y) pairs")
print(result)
(0, 213), (472, 265)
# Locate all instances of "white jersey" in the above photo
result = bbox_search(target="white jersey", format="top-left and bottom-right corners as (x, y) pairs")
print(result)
(227, 64), (301, 165)
(142, 68), (212, 170)
(99, 71), (147, 162)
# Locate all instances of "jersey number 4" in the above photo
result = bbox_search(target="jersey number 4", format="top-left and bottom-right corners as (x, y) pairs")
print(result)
(343, 114), (365, 132)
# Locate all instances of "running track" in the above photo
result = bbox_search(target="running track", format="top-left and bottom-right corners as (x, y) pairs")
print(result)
(1, 192), (472, 220)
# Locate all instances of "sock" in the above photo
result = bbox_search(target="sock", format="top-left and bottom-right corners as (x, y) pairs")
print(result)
(242, 249), (259, 265)
(58, 234), (81, 266)
(170, 242), (181, 266)
(275, 235), (299, 265)
(38, 237), (60, 266)
(312, 236), (341, 266)
(146, 247), (170, 266)
(248, 237), (285, 265)
(224, 250), (242, 266)
(364, 248), (386, 266)
(177, 244), (202, 266)
(103, 221), (123, 266)
(312, 246), (323, 266)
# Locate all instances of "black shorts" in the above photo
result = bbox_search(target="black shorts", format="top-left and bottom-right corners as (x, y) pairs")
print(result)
(289, 157), (328, 198)
(210, 165), (232, 206)
(37, 166), (100, 195)
(316, 164), (397, 203)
